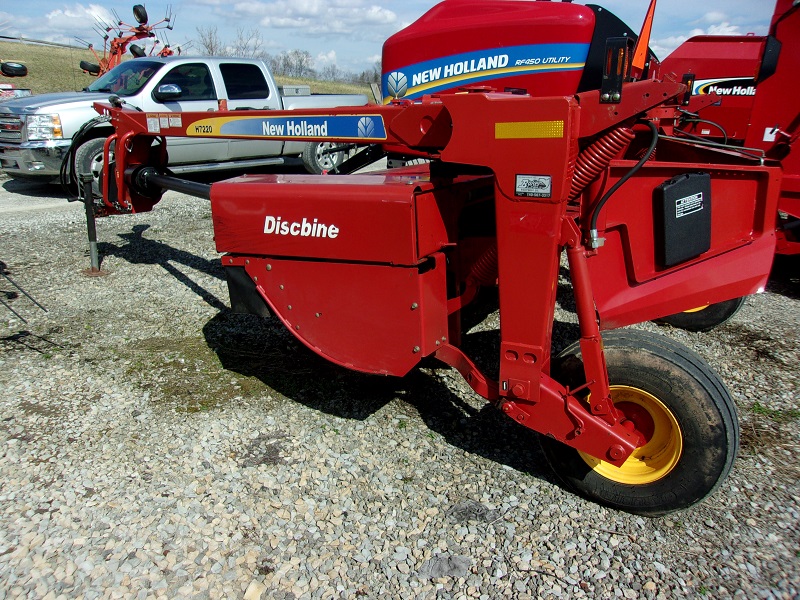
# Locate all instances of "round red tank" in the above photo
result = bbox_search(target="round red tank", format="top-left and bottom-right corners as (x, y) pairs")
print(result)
(381, 0), (596, 103)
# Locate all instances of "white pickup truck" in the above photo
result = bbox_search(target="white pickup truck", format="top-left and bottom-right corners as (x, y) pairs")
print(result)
(0, 56), (368, 190)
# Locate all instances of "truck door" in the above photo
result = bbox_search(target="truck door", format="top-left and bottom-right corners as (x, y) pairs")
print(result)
(144, 62), (228, 164)
(219, 63), (284, 159)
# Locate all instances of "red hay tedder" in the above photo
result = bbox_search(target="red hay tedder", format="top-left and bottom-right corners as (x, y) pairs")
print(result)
(84, 0), (797, 515)
(79, 4), (176, 77)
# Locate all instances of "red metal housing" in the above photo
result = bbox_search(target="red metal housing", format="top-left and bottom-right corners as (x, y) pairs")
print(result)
(660, 0), (800, 254)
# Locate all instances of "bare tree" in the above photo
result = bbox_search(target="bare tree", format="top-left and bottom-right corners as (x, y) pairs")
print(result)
(270, 50), (315, 78)
(195, 25), (226, 56)
(287, 49), (314, 78)
(319, 63), (340, 81)
(354, 61), (381, 84)
(231, 27), (263, 58)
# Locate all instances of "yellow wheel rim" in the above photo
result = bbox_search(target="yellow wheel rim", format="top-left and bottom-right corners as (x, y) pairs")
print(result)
(683, 305), (709, 313)
(578, 386), (683, 484)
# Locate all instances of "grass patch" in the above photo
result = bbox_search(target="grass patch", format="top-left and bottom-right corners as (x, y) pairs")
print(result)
(1, 40), (96, 94)
(751, 401), (800, 423)
(120, 336), (268, 413)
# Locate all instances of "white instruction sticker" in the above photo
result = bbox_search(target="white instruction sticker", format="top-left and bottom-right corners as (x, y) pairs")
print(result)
(675, 192), (703, 218)
(516, 174), (552, 198)
(169, 116), (182, 128)
(146, 115), (160, 133)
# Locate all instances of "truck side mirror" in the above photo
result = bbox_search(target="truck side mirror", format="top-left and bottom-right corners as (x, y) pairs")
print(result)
(153, 83), (182, 102)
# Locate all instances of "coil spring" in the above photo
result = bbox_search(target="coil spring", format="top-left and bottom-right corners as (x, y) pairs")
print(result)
(468, 243), (499, 286)
(569, 126), (635, 201)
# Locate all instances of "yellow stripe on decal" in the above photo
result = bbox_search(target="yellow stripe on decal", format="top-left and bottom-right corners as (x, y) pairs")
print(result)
(495, 120), (564, 139)
(382, 62), (586, 104)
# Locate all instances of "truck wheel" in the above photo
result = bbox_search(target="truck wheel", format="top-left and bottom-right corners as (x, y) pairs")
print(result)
(74, 138), (109, 197)
(80, 60), (100, 76)
(657, 297), (745, 332)
(1, 62), (27, 77)
(302, 142), (345, 174)
(539, 329), (738, 516)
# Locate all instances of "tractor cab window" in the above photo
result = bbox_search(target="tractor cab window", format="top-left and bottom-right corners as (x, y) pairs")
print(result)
(86, 59), (164, 97)
(156, 64), (216, 101)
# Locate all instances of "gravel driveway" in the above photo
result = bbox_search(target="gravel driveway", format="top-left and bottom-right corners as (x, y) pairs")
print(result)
(1, 173), (798, 599)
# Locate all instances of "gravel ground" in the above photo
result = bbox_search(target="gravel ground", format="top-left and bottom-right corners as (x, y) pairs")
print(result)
(0, 173), (798, 599)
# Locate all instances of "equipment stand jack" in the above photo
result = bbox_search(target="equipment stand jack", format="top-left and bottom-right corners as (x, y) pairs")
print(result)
(80, 173), (108, 277)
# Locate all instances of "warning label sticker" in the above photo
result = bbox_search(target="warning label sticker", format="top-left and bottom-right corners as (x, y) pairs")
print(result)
(146, 114), (160, 133)
(675, 192), (703, 218)
(516, 174), (552, 198)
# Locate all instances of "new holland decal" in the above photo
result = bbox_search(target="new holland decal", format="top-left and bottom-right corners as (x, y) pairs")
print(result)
(383, 43), (589, 102)
(183, 115), (387, 141)
(692, 77), (757, 97)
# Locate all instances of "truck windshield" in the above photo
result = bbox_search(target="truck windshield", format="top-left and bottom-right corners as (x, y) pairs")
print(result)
(85, 60), (164, 97)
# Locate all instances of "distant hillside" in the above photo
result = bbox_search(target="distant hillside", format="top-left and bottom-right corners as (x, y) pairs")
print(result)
(0, 39), (375, 99)
(1, 40), (97, 94)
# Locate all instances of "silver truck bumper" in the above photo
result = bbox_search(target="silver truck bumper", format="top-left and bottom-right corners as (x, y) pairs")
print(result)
(0, 140), (72, 179)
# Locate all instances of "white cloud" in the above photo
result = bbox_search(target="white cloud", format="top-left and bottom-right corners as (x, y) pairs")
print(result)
(652, 21), (744, 58)
(701, 11), (728, 24)
(228, 0), (397, 40)
(316, 49), (337, 66)
(692, 22), (742, 36)
(650, 35), (692, 59)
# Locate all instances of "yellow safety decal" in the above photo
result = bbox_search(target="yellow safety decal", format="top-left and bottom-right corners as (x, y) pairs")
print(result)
(185, 117), (230, 136)
(495, 120), (564, 139)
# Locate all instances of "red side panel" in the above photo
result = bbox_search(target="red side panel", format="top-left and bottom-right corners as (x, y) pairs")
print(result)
(230, 254), (448, 376)
(661, 35), (763, 140)
(212, 172), (440, 266)
(587, 162), (782, 330)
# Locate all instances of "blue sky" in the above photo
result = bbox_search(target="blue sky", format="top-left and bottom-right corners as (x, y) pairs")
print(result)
(1, 1), (773, 73)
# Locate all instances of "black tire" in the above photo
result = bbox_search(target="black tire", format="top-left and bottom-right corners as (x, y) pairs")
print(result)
(74, 138), (110, 197)
(133, 4), (149, 24)
(1, 62), (27, 77)
(657, 297), (746, 332)
(129, 44), (146, 58)
(80, 60), (100, 76)
(539, 329), (738, 516)
(302, 142), (345, 174)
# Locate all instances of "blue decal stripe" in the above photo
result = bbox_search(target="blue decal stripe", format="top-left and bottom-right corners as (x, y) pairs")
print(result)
(383, 42), (590, 101)
(187, 115), (388, 141)
(382, 62), (586, 104)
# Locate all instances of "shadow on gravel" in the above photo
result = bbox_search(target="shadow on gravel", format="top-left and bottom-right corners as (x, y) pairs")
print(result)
(98, 224), (227, 310)
(202, 309), (564, 483)
(0, 329), (63, 354)
(766, 255), (799, 300)
(405, 369), (556, 482)
(1, 177), (63, 198)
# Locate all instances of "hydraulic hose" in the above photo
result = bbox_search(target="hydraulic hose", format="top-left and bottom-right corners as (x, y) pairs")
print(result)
(588, 120), (658, 249)
(681, 118), (728, 145)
